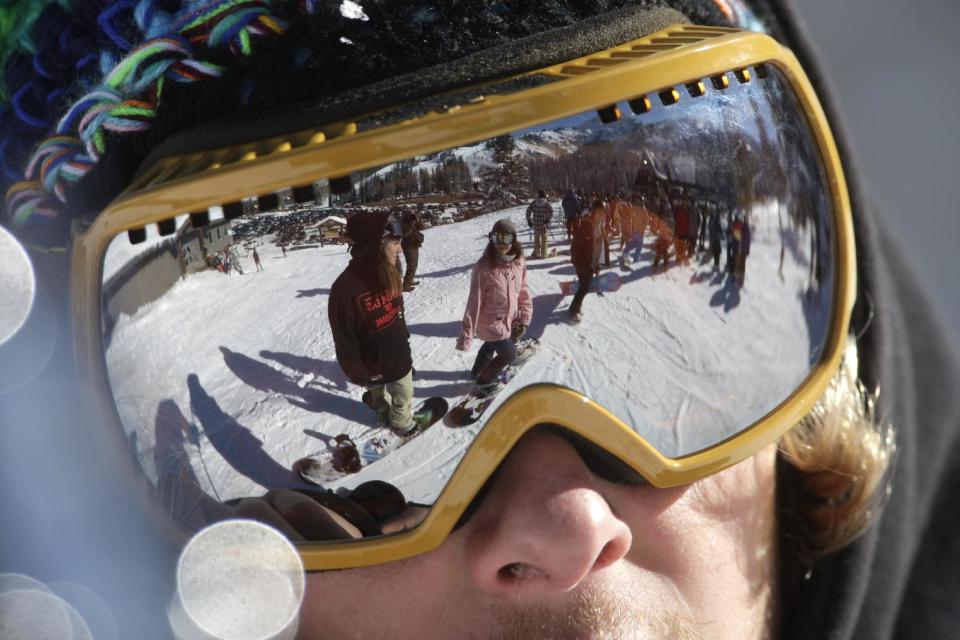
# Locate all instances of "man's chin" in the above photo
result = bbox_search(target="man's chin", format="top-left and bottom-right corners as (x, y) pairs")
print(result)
(479, 580), (703, 640)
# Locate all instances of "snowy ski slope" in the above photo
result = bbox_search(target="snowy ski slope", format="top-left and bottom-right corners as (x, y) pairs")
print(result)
(105, 201), (829, 506)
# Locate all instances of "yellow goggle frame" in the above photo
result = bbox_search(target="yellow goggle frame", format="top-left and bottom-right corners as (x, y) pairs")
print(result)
(71, 24), (855, 570)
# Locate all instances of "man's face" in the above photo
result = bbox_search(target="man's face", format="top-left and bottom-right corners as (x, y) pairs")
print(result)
(298, 431), (778, 639)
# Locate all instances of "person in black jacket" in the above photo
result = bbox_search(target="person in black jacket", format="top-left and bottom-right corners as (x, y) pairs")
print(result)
(400, 208), (425, 292)
(328, 211), (422, 434)
(561, 189), (582, 239)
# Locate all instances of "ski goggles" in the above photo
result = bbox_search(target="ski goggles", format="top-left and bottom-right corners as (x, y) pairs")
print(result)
(382, 215), (403, 240)
(71, 25), (854, 570)
(489, 231), (516, 245)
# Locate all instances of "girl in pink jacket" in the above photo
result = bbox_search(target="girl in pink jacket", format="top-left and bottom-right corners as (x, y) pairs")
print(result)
(456, 219), (533, 395)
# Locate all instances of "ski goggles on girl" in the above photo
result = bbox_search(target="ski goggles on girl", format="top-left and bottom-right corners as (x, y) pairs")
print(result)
(489, 231), (516, 245)
(72, 25), (854, 570)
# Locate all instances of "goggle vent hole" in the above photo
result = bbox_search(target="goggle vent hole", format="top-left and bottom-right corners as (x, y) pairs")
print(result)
(628, 96), (651, 114)
(685, 81), (706, 97)
(597, 105), (622, 124)
(292, 184), (316, 204)
(257, 193), (280, 212)
(329, 176), (353, 195)
(128, 227), (147, 245)
(157, 218), (177, 236)
(711, 74), (731, 90)
(223, 201), (244, 219)
(190, 211), (210, 228)
(658, 88), (680, 106)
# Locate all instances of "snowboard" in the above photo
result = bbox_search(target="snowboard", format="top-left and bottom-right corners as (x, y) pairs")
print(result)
(293, 396), (448, 485)
(558, 271), (621, 295)
(446, 338), (540, 428)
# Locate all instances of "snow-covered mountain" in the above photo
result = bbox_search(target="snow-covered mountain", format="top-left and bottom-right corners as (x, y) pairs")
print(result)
(366, 127), (592, 184)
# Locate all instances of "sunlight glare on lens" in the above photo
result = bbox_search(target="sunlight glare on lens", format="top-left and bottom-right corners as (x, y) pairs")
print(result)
(0, 574), (96, 640)
(50, 581), (119, 640)
(172, 519), (305, 640)
(0, 589), (77, 640)
(0, 573), (50, 594)
(0, 226), (35, 347)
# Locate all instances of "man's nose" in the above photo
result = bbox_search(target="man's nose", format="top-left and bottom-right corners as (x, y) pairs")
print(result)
(463, 430), (632, 598)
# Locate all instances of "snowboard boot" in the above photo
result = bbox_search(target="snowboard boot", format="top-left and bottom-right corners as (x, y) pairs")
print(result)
(387, 412), (428, 438)
(475, 379), (504, 398)
(362, 391), (390, 422)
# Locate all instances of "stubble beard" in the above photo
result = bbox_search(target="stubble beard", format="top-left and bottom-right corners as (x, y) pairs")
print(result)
(480, 581), (706, 640)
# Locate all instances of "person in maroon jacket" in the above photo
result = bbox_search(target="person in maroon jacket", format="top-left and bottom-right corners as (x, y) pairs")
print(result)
(328, 211), (425, 434)
(568, 201), (604, 323)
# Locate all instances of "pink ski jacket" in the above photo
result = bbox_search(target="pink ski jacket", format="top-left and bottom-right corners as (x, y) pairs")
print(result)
(457, 254), (533, 350)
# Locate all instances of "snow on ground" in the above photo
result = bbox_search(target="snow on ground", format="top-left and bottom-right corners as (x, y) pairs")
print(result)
(105, 200), (830, 506)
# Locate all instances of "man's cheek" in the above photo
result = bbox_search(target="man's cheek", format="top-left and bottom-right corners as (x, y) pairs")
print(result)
(611, 484), (700, 577)
(686, 445), (778, 522)
(299, 553), (456, 638)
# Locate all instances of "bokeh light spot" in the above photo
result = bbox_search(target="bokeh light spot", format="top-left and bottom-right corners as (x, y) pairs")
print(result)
(0, 226), (35, 347)
(0, 575), (97, 639)
(0, 589), (76, 640)
(173, 519), (305, 640)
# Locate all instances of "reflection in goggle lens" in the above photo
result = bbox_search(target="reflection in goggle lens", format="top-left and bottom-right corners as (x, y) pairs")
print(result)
(489, 231), (515, 245)
(382, 215), (403, 239)
(100, 65), (835, 542)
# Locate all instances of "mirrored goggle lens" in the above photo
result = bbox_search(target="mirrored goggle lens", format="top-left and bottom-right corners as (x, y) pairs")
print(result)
(100, 64), (836, 542)
(382, 217), (403, 239)
(489, 231), (515, 245)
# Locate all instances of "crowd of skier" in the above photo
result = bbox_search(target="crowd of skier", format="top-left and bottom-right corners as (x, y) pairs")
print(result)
(528, 186), (754, 321)
(323, 184), (754, 442)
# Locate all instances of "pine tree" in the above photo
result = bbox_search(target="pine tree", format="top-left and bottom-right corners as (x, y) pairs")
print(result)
(481, 134), (530, 204)
(418, 167), (432, 194)
(487, 134), (516, 163)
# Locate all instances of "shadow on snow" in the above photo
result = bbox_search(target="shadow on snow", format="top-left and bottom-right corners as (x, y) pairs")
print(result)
(407, 320), (461, 338)
(296, 288), (331, 298)
(259, 349), (349, 392)
(220, 346), (368, 421)
(187, 373), (301, 490)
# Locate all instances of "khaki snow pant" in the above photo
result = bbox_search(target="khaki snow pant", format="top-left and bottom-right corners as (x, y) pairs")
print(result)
(367, 369), (414, 431)
(533, 228), (548, 258)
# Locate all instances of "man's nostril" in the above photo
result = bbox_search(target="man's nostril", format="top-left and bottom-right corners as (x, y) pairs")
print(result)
(498, 562), (548, 582)
(498, 562), (525, 581)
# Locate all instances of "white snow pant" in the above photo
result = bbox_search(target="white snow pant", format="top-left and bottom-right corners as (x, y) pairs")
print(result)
(367, 369), (414, 431)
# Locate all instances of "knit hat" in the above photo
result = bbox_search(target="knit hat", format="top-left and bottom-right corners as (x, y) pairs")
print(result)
(492, 219), (517, 236)
(0, 1), (767, 250)
(347, 211), (402, 256)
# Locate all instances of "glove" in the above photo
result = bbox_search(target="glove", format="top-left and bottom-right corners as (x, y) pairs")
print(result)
(364, 374), (384, 387)
(456, 336), (471, 352)
(510, 323), (527, 342)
